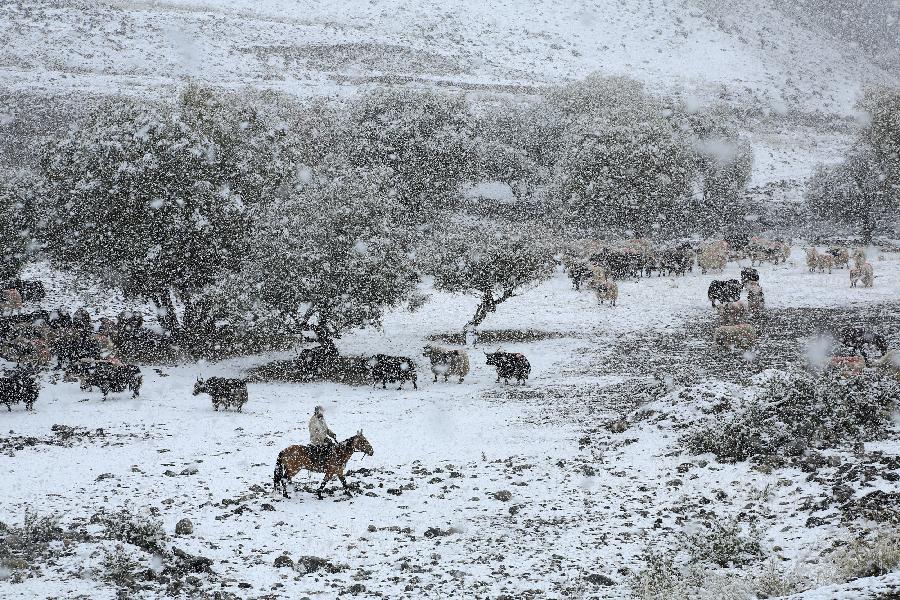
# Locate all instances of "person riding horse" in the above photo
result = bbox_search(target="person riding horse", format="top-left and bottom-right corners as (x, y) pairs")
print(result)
(308, 405), (338, 468)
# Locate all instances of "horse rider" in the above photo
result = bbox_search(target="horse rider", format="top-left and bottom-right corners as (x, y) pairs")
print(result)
(309, 405), (338, 468)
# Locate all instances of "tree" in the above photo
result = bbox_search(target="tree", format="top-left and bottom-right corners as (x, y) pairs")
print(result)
(422, 222), (554, 331)
(806, 147), (892, 243)
(806, 87), (900, 243)
(338, 88), (477, 217)
(543, 75), (698, 235)
(0, 170), (41, 280)
(244, 160), (421, 351)
(38, 85), (297, 337)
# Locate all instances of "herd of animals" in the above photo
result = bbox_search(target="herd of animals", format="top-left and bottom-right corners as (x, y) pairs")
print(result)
(1, 238), (898, 499)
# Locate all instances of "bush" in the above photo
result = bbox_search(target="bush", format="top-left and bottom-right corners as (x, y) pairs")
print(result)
(101, 544), (142, 589)
(832, 531), (900, 582)
(247, 353), (372, 386)
(684, 372), (899, 462)
(98, 508), (166, 554)
(0, 509), (64, 566)
(681, 517), (763, 568)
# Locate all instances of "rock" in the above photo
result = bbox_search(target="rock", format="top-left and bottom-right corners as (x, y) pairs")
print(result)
(492, 490), (512, 502)
(367, 524), (378, 533)
(606, 420), (628, 433)
(171, 547), (213, 573)
(346, 584), (366, 595)
(274, 555), (294, 569)
(676, 463), (691, 474)
(180, 467), (199, 476)
(238, 582), (252, 589)
(260, 503), (275, 511)
(584, 573), (616, 586)
(95, 473), (114, 482)
(163, 470), (178, 477)
(508, 505), (520, 516)
(175, 518), (193, 535)
(296, 556), (345, 574)
(424, 527), (454, 538)
(386, 488), (402, 496)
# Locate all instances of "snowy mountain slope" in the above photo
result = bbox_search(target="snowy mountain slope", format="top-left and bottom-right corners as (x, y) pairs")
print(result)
(1, 0), (896, 115)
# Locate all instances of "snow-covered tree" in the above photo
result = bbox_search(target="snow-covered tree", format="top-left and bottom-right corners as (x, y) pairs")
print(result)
(422, 222), (554, 331)
(806, 87), (900, 242)
(244, 160), (421, 351)
(38, 85), (297, 337)
(543, 75), (698, 235)
(338, 88), (477, 217)
(0, 169), (41, 280)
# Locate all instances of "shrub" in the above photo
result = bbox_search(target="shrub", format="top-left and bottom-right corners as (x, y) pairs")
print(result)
(101, 544), (141, 589)
(681, 516), (763, 568)
(98, 508), (166, 554)
(684, 371), (899, 462)
(832, 531), (900, 582)
(0, 509), (63, 565)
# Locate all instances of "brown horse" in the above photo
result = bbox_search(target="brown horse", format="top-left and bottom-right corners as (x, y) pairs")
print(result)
(273, 431), (374, 499)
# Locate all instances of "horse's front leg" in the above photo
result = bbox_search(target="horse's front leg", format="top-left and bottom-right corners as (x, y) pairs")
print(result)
(317, 474), (332, 500)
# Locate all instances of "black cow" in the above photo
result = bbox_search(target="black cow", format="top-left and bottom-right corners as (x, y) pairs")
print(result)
(840, 327), (888, 361)
(707, 280), (742, 307)
(0, 368), (39, 411)
(485, 351), (531, 384)
(369, 354), (417, 390)
(75, 362), (142, 399)
(740, 267), (760, 285)
(193, 377), (248, 411)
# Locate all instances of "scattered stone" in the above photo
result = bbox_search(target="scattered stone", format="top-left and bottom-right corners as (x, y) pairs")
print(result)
(606, 420), (628, 433)
(424, 527), (454, 538)
(274, 555), (294, 569)
(95, 473), (114, 482)
(386, 488), (402, 496)
(260, 503), (275, 512)
(346, 583), (366, 595)
(492, 490), (512, 502)
(175, 518), (193, 535)
(296, 556), (345, 574)
(180, 467), (199, 476)
(584, 573), (616, 586)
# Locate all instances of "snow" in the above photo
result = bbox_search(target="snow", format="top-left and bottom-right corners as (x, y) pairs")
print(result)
(3, 247), (900, 597)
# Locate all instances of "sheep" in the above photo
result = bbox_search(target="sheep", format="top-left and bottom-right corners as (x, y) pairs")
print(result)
(714, 324), (757, 349)
(422, 345), (470, 383)
(804, 248), (833, 273)
(698, 247), (727, 274)
(745, 281), (765, 317)
(717, 300), (748, 325)
(590, 277), (618, 306)
(827, 247), (850, 269)
(850, 261), (874, 288)
(1, 289), (22, 315)
(871, 351), (900, 381)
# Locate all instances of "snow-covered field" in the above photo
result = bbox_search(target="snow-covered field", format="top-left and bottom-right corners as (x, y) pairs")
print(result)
(3, 247), (900, 598)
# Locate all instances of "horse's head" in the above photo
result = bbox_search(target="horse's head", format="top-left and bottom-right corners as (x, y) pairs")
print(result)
(353, 430), (374, 456)
(192, 378), (204, 396)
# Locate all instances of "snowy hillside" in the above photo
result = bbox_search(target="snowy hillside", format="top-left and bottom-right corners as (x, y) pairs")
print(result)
(1, 0), (896, 114)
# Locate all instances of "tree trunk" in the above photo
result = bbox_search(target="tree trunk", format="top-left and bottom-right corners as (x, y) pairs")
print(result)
(152, 291), (181, 340)
(861, 213), (876, 245)
(465, 288), (514, 331)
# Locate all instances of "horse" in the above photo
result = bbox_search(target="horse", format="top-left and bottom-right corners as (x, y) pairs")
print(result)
(273, 431), (374, 500)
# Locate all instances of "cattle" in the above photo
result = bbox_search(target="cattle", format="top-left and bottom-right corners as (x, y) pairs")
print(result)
(850, 261), (874, 288)
(659, 245), (693, 276)
(707, 279), (742, 308)
(1, 289), (22, 315)
(0, 368), (39, 411)
(74, 361), (142, 399)
(713, 324), (757, 350)
(563, 258), (594, 290)
(827, 247), (850, 269)
(485, 350), (530, 384)
(747, 238), (789, 266)
(193, 377), (248, 411)
(740, 267), (759, 285)
(369, 354), (417, 390)
(422, 345), (470, 383)
(840, 327), (887, 360)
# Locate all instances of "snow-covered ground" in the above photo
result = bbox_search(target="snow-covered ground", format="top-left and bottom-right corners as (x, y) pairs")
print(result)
(3, 247), (900, 598)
